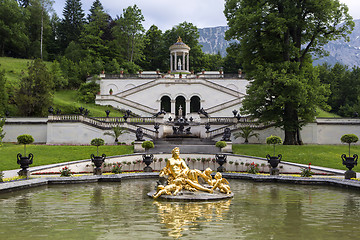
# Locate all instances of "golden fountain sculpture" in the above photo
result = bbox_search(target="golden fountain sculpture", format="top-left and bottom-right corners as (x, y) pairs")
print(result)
(152, 147), (232, 199)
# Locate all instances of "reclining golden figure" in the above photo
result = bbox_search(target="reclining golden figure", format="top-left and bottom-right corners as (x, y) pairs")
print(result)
(153, 147), (231, 199)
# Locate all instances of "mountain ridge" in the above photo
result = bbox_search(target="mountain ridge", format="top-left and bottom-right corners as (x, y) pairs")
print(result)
(198, 19), (360, 67)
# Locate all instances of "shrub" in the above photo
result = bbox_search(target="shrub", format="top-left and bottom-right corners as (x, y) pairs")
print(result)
(111, 163), (122, 174)
(247, 162), (259, 174)
(17, 134), (34, 145)
(266, 135), (282, 156)
(17, 134), (34, 155)
(91, 138), (105, 155)
(301, 163), (313, 177)
(60, 166), (71, 177)
(341, 134), (359, 157)
(215, 141), (227, 149)
(142, 141), (154, 151)
(78, 80), (100, 103)
(234, 126), (259, 143)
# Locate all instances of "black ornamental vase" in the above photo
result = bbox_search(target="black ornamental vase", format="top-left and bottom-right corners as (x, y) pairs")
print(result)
(266, 154), (282, 175)
(91, 154), (106, 175)
(17, 153), (34, 177)
(215, 154), (227, 172)
(342, 154), (358, 179)
(143, 154), (154, 172)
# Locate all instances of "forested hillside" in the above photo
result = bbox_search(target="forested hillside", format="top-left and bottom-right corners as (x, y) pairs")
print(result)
(0, 0), (359, 119)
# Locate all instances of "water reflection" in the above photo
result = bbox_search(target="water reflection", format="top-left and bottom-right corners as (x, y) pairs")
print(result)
(154, 199), (231, 238)
(15, 195), (32, 216)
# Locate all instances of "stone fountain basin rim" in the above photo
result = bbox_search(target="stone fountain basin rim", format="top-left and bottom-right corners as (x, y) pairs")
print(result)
(1, 172), (360, 194)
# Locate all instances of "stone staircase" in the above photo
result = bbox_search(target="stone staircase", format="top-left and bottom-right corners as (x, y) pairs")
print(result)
(149, 137), (219, 154)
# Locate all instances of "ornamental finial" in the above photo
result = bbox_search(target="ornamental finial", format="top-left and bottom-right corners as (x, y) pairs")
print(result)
(177, 36), (182, 43)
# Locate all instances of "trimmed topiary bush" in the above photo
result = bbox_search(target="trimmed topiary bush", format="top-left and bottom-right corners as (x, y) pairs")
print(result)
(215, 141), (227, 151)
(142, 141), (154, 151)
(266, 135), (282, 156)
(91, 138), (105, 156)
(17, 134), (34, 155)
(341, 134), (359, 157)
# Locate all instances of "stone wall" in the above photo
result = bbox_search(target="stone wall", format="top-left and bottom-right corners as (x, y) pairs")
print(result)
(3, 117), (360, 145)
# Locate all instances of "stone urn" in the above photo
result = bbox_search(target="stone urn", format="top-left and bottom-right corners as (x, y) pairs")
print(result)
(266, 154), (282, 175)
(215, 154), (227, 172)
(342, 154), (358, 179)
(143, 154), (154, 172)
(17, 153), (33, 177)
(91, 154), (106, 175)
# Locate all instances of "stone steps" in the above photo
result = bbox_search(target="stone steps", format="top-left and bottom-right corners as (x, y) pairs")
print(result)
(151, 138), (219, 154)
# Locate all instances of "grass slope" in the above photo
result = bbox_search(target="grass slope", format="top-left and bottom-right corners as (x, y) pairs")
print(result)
(54, 90), (125, 117)
(0, 57), (51, 84)
(0, 143), (133, 171)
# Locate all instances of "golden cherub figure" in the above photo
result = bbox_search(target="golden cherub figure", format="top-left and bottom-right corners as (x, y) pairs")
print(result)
(212, 172), (231, 194)
(153, 178), (184, 199)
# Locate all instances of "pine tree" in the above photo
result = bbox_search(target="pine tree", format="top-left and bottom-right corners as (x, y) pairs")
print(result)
(59, 0), (85, 50)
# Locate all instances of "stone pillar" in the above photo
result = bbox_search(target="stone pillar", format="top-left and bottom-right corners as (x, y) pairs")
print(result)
(187, 53), (190, 71)
(182, 53), (185, 71)
(170, 54), (173, 71)
(185, 100), (190, 115)
(171, 100), (176, 114)
(174, 52), (177, 70)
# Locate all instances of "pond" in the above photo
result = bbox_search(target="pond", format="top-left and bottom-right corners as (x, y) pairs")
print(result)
(0, 179), (359, 239)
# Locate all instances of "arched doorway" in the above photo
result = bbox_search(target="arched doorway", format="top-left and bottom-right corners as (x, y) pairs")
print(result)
(190, 96), (201, 113)
(160, 96), (171, 113)
(175, 96), (186, 117)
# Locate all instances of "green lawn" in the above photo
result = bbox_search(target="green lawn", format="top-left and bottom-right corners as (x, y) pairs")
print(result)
(54, 90), (125, 117)
(0, 143), (133, 171)
(1, 143), (357, 172)
(232, 144), (358, 171)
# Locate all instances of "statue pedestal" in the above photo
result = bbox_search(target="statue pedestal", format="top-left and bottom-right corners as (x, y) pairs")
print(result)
(147, 190), (233, 201)
(134, 141), (145, 153)
(345, 170), (356, 179)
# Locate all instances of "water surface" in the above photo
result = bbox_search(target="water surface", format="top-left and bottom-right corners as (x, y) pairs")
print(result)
(0, 179), (359, 239)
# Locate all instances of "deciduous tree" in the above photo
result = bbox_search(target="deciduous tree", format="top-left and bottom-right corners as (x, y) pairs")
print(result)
(225, 0), (354, 144)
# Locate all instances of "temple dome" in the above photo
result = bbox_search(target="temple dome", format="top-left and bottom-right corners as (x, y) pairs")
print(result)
(169, 37), (190, 51)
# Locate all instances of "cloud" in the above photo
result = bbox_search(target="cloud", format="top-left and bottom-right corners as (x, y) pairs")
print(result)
(53, 0), (360, 32)
(53, 0), (227, 31)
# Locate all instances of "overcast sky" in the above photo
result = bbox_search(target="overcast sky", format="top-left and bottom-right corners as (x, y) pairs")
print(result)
(52, 0), (360, 31)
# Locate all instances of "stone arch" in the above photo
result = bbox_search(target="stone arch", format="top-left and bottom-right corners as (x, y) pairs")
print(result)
(226, 84), (239, 92)
(124, 84), (136, 91)
(190, 96), (201, 113)
(106, 84), (118, 95)
(160, 95), (171, 113)
(175, 96), (186, 117)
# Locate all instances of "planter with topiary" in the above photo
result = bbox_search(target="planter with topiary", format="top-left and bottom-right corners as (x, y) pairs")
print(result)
(142, 141), (154, 172)
(16, 134), (34, 177)
(341, 134), (358, 179)
(265, 135), (282, 175)
(90, 138), (106, 175)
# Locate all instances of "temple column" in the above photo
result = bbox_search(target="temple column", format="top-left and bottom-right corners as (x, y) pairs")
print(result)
(174, 52), (177, 70)
(170, 54), (173, 71)
(171, 100), (176, 114)
(185, 100), (190, 115)
(182, 53), (185, 71)
(187, 53), (190, 71)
